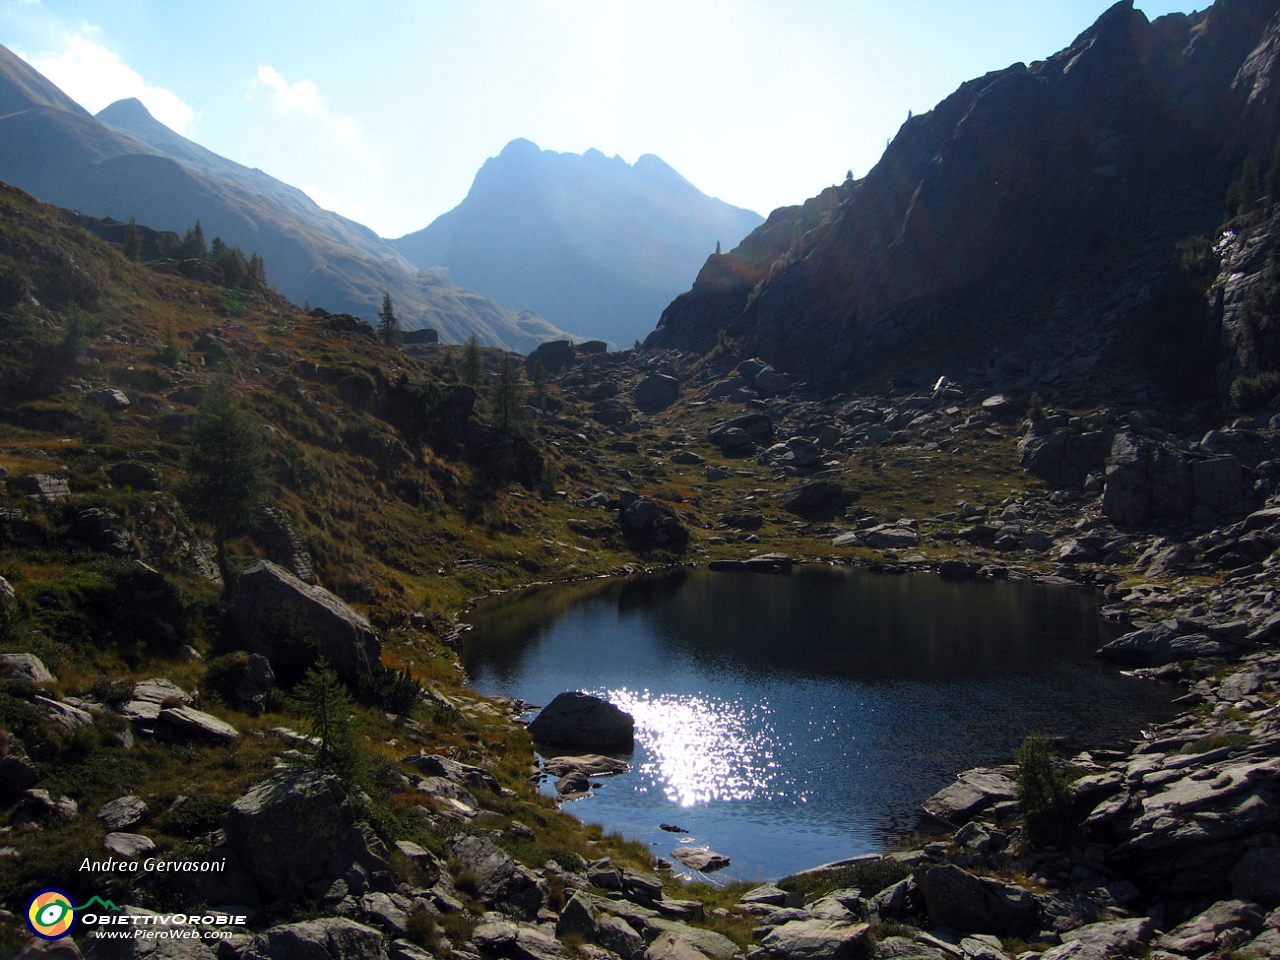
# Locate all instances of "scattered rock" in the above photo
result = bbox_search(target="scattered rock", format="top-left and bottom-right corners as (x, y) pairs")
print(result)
(921, 769), (1017, 825)
(670, 847), (730, 872)
(96, 796), (147, 831)
(0, 653), (56, 684)
(103, 832), (155, 858)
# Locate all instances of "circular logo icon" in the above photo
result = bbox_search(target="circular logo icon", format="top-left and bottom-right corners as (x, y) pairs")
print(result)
(26, 889), (77, 939)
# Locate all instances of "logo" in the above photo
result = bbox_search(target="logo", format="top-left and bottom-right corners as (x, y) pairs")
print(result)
(26, 889), (77, 939)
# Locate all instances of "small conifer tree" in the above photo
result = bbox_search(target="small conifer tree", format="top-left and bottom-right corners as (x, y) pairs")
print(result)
(1015, 735), (1075, 846)
(460, 333), (483, 386)
(492, 353), (527, 433)
(293, 662), (360, 779)
(377, 291), (400, 347)
(175, 392), (267, 589)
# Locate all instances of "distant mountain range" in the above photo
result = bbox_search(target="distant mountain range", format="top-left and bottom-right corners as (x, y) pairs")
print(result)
(393, 139), (763, 348)
(0, 44), (571, 351)
(647, 0), (1280, 413)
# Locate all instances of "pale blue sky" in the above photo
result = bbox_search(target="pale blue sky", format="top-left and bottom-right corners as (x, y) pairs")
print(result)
(0, 1), (1194, 238)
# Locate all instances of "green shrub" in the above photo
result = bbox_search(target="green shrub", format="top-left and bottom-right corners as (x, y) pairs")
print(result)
(357, 663), (423, 716)
(156, 793), (231, 838)
(778, 857), (911, 901)
(1231, 370), (1280, 411)
(1015, 735), (1075, 847)
(0, 261), (27, 309)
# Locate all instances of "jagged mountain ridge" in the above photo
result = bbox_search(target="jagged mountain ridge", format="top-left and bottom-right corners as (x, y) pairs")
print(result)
(393, 138), (763, 348)
(0, 46), (573, 351)
(647, 0), (1280, 412)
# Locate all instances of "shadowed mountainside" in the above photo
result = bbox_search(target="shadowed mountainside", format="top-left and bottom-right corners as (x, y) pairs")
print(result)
(647, 0), (1280, 414)
(0, 46), (573, 351)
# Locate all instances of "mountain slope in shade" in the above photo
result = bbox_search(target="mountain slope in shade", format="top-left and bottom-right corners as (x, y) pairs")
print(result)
(0, 45), (572, 351)
(646, 0), (1280, 410)
(393, 139), (763, 347)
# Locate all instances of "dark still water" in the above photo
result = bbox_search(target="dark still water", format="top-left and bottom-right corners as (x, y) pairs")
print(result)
(461, 567), (1175, 881)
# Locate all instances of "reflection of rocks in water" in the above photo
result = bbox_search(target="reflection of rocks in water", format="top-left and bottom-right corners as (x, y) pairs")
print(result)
(615, 568), (687, 614)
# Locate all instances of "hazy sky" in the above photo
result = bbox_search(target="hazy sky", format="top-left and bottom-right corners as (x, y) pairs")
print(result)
(1, 0), (1194, 239)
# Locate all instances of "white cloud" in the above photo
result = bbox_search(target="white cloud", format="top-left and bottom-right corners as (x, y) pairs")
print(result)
(300, 184), (377, 230)
(26, 33), (194, 135)
(249, 65), (360, 145)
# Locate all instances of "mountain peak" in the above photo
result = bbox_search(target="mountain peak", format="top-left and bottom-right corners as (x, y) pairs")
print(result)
(97, 97), (156, 125)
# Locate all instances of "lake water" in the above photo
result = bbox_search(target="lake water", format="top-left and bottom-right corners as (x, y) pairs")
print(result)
(461, 566), (1175, 881)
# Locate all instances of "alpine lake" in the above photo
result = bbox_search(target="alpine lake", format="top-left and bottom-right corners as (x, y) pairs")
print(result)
(460, 566), (1178, 882)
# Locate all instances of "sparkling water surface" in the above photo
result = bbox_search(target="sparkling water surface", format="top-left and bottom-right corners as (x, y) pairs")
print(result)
(461, 567), (1176, 881)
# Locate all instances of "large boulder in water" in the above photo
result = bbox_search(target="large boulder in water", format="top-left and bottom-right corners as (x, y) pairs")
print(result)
(529, 692), (634, 751)
(229, 559), (380, 682)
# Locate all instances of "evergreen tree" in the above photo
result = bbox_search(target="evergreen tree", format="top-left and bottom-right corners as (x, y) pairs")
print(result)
(531, 354), (547, 405)
(180, 219), (207, 260)
(123, 216), (141, 261)
(377, 291), (400, 347)
(175, 392), (268, 589)
(491, 353), (527, 433)
(293, 662), (360, 779)
(460, 333), (483, 386)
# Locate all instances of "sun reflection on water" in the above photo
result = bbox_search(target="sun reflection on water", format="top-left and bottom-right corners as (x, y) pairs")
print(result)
(605, 687), (798, 808)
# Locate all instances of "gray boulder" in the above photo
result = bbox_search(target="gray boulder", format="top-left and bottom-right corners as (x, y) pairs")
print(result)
(223, 767), (391, 902)
(635, 374), (681, 413)
(16, 938), (85, 960)
(473, 921), (564, 960)
(741, 884), (804, 909)
(107, 461), (162, 491)
(1, 653), (56, 684)
(917, 863), (1039, 937)
(158, 706), (238, 743)
(643, 920), (736, 958)
(1018, 424), (1112, 487)
(97, 796), (147, 831)
(403, 753), (500, 793)
(230, 559), (381, 683)
(759, 919), (869, 960)
(1151, 900), (1264, 957)
(670, 847), (730, 872)
(530, 692), (635, 750)
(448, 834), (544, 918)
(1228, 845), (1280, 904)
(10, 474), (70, 501)
(1095, 621), (1238, 667)
(240, 917), (385, 960)
(1041, 917), (1152, 960)
(773, 480), (851, 518)
(620, 497), (689, 549)
(103, 833), (155, 858)
(1102, 431), (1194, 527)
(922, 769), (1016, 824)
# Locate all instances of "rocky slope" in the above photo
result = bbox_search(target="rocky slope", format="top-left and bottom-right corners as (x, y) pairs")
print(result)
(0, 46), (573, 352)
(647, 0), (1280, 415)
(393, 139), (763, 349)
